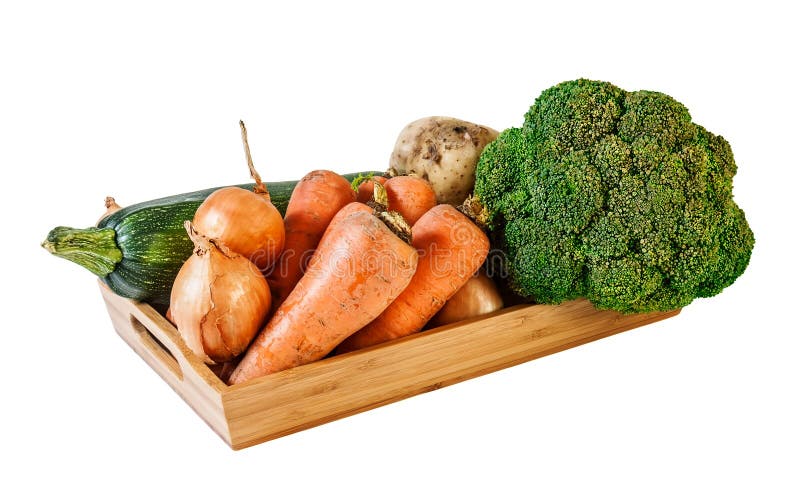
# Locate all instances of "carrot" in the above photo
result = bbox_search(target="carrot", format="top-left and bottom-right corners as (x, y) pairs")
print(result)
(384, 175), (437, 226)
(356, 176), (387, 203)
(267, 170), (356, 307)
(335, 204), (489, 353)
(358, 175), (436, 225)
(228, 208), (418, 384)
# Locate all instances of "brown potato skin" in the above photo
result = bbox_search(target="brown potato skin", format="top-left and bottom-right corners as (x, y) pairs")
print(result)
(389, 116), (499, 206)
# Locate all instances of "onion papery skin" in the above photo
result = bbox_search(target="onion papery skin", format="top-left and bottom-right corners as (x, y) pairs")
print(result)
(193, 187), (285, 273)
(170, 234), (272, 364)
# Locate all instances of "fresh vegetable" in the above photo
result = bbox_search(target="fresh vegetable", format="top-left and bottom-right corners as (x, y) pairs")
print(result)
(335, 204), (489, 353)
(42, 172), (375, 305)
(330, 200), (375, 221)
(170, 222), (272, 364)
(474, 78), (755, 313)
(428, 271), (504, 328)
(228, 206), (418, 384)
(192, 184), (285, 272)
(389, 116), (498, 206)
(192, 122), (285, 272)
(267, 170), (356, 307)
(355, 175), (387, 203)
(355, 174), (436, 226)
(383, 175), (437, 226)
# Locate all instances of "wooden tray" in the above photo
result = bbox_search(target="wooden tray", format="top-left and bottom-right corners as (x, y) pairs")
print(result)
(99, 282), (680, 450)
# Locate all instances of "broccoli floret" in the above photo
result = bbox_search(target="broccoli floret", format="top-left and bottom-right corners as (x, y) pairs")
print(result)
(475, 79), (754, 313)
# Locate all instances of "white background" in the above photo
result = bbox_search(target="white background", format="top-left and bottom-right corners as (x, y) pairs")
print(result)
(2, 1), (797, 497)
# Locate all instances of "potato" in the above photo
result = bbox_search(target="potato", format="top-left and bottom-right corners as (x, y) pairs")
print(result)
(388, 116), (499, 206)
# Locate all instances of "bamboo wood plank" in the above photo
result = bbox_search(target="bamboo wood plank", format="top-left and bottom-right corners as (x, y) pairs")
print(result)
(100, 283), (231, 445)
(99, 282), (680, 450)
(222, 300), (679, 448)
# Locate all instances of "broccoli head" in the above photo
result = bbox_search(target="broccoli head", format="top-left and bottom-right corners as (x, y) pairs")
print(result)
(475, 79), (754, 313)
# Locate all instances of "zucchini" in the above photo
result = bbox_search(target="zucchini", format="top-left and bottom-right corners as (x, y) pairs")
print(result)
(43, 172), (375, 306)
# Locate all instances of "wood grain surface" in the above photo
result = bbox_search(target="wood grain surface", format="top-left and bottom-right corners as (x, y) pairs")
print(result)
(100, 282), (680, 450)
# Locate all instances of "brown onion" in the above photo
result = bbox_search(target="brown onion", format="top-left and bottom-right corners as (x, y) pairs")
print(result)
(170, 222), (272, 364)
(192, 186), (284, 272)
(192, 121), (285, 272)
(428, 271), (504, 328)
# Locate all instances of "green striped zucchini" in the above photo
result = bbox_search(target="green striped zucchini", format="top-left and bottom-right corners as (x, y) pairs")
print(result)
(43, 173), (375, 306)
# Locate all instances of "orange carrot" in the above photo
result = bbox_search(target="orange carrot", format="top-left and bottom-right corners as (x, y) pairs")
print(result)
(228, 208), (418, 384)
(384, 175), (437, 226)
(328, 201), (374, 226)
(267, 170), (356, 307)
(335, 204), (489, 353)
(358, 175), (436, 225)
(356, 176), (387, 203)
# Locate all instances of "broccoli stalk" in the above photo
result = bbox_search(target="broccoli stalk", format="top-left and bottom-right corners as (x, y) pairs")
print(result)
(475, 79), (754, 313)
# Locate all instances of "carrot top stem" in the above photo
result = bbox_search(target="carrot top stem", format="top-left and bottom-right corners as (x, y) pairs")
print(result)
(374, 210), (412, 244)
(350, 173), (382, 191)
(372, 180), (389, 207)
(239, 120), (270, 199)
(366, 181), (411, 241)
(458, 195), (490, 231)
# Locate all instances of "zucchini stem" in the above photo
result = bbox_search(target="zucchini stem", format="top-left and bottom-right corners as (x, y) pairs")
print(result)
(42, 226), (123, 277)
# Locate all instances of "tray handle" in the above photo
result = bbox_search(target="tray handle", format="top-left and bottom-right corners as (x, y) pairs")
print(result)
(129, 314), (183, 381)
(125, 299), (228, 393)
